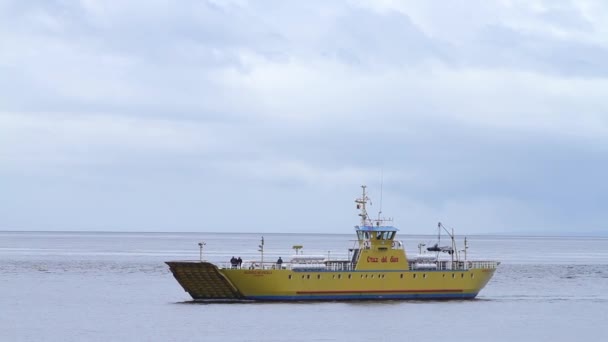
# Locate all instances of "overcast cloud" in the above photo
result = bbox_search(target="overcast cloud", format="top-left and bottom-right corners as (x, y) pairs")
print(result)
(1, 0), (608, 234)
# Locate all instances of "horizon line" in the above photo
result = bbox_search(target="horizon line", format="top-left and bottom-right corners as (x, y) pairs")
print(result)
(0, 229), (606, 238)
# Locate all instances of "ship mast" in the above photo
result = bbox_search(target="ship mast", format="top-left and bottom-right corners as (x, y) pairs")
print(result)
(355, 185), (370, 226)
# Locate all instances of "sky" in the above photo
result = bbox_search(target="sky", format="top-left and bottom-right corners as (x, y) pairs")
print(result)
(1, 0), (608, 235)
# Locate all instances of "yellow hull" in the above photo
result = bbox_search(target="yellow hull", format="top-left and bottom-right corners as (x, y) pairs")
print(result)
(167, 262), (496, 301)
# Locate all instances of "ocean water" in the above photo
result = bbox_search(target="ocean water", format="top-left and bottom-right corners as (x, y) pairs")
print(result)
(2, 231), (608, 341)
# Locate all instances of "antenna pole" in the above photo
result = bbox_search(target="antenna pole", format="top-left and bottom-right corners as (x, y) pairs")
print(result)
(437, 222), (441, 245)
(464, 237), (468, 266)
(378, 170), (383, 221)
(451, 228), (455, 264)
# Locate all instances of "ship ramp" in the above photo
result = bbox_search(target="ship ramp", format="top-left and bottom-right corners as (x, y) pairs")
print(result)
(166, 261), (244, 300)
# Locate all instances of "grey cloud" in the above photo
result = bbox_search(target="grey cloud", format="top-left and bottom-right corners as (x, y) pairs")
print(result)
(314, 8), (447, 67)
(471, 25), (608, 77)
(538, 7), (593, 32)
(1, 1), (608, 234)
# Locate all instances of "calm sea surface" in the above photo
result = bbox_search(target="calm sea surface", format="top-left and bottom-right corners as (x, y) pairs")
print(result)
(2, 231), (608, 341)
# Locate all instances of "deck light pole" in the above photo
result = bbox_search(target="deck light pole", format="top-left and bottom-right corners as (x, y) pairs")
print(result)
(198, 242), (206, 262)
(292, 245), (303, 255)
(418, 243), (426, 254)
(258, 236), (264, 269)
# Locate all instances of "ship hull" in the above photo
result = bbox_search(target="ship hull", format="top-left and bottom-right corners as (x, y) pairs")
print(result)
(167, 261), (496, 301)
(241, 292), (478, 301)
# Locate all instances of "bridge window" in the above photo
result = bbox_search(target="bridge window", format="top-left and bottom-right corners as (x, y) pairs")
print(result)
(338, 274), (342, 279)
(317, 274), (321, 279)
(400, 274), (403, 279)
(461, 273), (464, 278)
(288, 275), (292, 280)
(452, 274), (455, 278)
(471, 273), (474, 279)
(348, 274), (352, 279)
(307, 274), (310, 279)
(423, 274), (427, 279)
(413, 274), (417, 279)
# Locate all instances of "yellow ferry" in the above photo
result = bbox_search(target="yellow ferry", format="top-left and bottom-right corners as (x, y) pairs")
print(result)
(167, 186), (499, 301)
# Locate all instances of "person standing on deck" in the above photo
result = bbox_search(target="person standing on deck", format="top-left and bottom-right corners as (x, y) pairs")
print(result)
(230, 256), (237, 268)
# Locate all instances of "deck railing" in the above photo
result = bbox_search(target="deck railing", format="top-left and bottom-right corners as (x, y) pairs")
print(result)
(469, 261), (500, 269)
(220, 260), (499, 271)
(220, 261), (356, 271)
(409, 260), (500, 271)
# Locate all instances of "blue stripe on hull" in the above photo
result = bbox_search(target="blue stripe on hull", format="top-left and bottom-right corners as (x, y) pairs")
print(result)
(245, 292), (478, 301)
